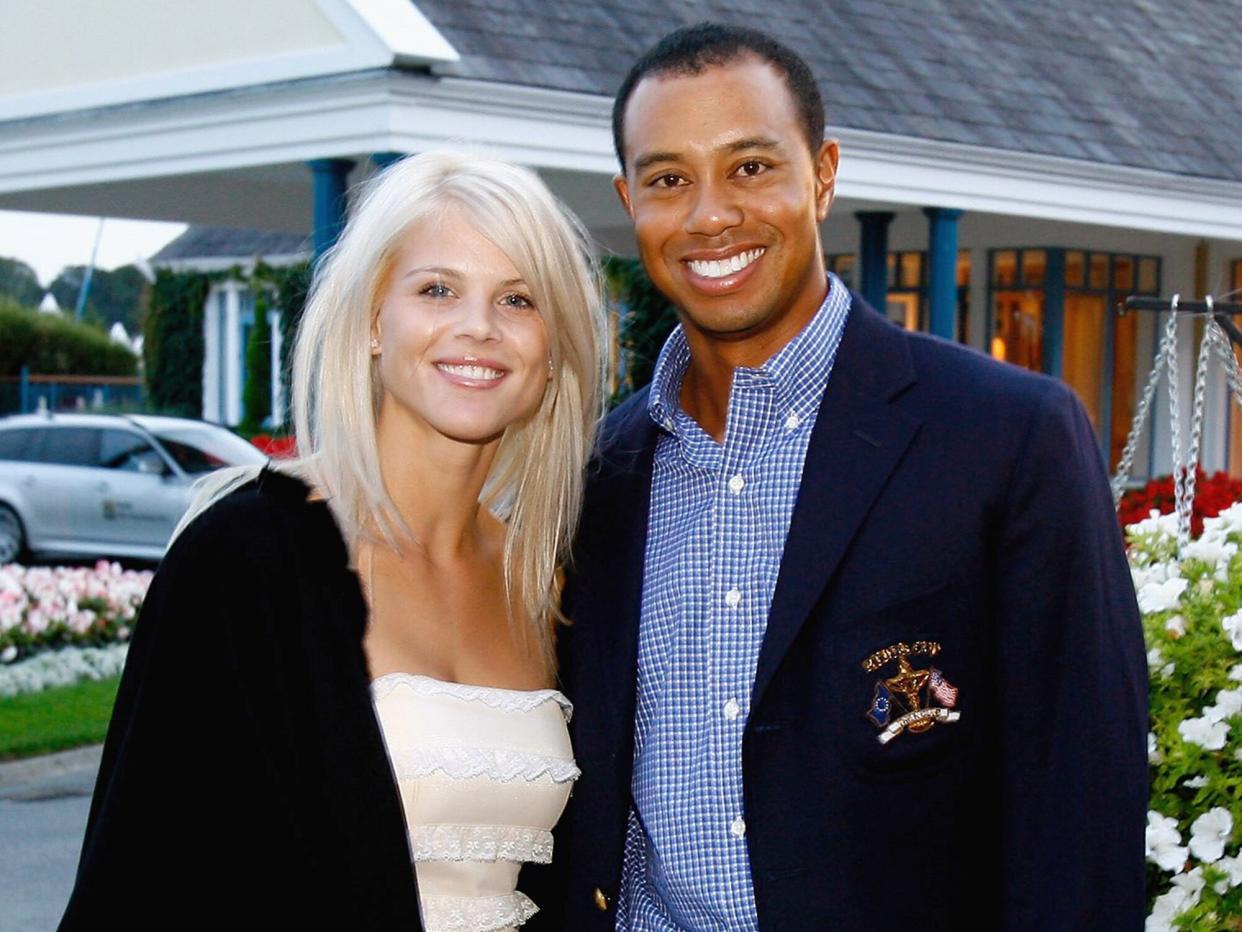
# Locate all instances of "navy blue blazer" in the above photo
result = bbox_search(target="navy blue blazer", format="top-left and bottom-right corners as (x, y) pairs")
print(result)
(535, 296), (1148, 930)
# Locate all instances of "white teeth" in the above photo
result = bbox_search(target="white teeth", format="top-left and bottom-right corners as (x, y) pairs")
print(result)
(687, 248), (765, 279)
(438, 363), (503, 380)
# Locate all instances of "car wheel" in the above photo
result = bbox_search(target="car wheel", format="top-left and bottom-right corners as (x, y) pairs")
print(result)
(0, 504), (25, 565)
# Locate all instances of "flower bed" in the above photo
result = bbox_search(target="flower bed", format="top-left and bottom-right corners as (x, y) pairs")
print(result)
(1120, 468), (1242, 538)
(0, 643), (128, 698)
(0, 562), (151, 664)
(1132, 506), (1242, 928)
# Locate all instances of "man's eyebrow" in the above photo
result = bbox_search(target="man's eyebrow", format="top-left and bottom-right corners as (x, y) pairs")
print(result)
(632, 150), (681, 174)
(632, 137), (782, 174)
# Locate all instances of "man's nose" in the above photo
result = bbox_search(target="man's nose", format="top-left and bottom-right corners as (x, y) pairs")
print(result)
(683, 180), (742, 237)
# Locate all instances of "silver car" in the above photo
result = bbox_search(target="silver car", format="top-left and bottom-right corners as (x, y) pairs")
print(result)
(0, 412), (268, 563)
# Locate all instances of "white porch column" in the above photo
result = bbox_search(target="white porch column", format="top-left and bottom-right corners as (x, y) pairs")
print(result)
(223, 282), (242, 426)
(201, 288), (220, 423)
(268, 308), (284, 427)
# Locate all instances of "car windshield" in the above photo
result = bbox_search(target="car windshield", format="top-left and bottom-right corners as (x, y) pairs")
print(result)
(152, 427), (268, 475)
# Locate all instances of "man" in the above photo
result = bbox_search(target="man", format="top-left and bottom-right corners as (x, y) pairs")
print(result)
(545, 22), (1148, 931)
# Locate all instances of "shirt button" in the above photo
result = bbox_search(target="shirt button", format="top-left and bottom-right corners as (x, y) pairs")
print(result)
(728, 473), (745, 493)
(730, 816), (747, 838)
(724, 587), (742, 608)
(785, 411), (801, 430)
(724, 698), (741, 720)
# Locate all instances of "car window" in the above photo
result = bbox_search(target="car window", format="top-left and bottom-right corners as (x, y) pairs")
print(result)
(0, 427), (42, 462)
(41, 427), (100, 467)
(99, 429), (164, 474)
(152, 426), (266, 475)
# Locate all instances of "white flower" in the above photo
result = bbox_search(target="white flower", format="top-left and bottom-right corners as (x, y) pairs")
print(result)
(1149, 732), (1161, 764)
(0, 645), (15, 663)
(1146, 648), (1176, 678)
(1129, 509), (1180, 540)
(1183, 538), (1238, 567)
(1179, 715), (1230, 750)
(1190, 808), (1233, 863)
(1214, 854), (1242, 893)
(1147, 811), (1189, 872)
(1164, 615), (1187, 638)
(1230, 664), (1242, 684)
(1147, 870), (1204, 932)
(1206, 689), (1242, 724)
(1172, 866), (1206, 900)
(1138, 577), (1189, 615)
(1224, 610), (1242, 652)
(1184, 775), (1209, 788)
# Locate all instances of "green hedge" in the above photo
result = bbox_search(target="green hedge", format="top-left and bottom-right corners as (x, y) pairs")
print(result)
(143, 269), (207, 417)
(0, 298), (137, 377)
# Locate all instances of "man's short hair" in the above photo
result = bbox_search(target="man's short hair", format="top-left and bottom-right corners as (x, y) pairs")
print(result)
(612, 22), (826, 171)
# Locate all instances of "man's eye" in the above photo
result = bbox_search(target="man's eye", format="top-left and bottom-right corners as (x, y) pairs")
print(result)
(737, 160), (766, 177)
(652, 174), (683, 189)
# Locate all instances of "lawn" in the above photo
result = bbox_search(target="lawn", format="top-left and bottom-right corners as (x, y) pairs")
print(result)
(0, 676), (120, 760)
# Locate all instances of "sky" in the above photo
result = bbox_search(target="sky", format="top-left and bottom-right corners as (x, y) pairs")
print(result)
(0, 209), (186, 287)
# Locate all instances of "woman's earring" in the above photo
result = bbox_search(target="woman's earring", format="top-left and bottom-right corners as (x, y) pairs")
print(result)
(370, 337), (380, 353)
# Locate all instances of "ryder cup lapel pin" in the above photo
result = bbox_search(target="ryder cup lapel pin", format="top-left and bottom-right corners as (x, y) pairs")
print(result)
(863, 641), (960, 744)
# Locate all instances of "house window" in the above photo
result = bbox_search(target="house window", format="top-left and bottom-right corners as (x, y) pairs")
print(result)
(825, 250), (970, 340)
(988, 249), (1161, 470)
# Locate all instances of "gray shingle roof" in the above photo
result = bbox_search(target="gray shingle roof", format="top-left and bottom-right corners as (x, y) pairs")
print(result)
(413, 0), (1242, 182)
(150, 225), (309, 263)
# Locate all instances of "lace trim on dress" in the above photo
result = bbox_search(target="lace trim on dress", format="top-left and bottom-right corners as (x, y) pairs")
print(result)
(420, 891), (539, 932)
(409, 823), (554, 864)
(371, 672), (574, 721)
(388, 745), (581, 784)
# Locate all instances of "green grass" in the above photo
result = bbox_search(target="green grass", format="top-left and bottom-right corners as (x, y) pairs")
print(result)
(0, 675), (120, 760)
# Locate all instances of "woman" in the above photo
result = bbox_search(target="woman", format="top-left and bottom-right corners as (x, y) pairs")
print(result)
(60, 152), (605, 930)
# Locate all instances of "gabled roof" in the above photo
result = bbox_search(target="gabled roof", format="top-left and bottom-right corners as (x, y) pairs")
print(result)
(150, 225), (308, 265)
(413, 0), (1242, 182)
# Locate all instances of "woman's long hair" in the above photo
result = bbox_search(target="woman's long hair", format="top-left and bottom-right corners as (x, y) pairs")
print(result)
(178, 150), (607, 669)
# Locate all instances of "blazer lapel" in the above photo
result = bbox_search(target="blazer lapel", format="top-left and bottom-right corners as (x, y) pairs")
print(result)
(753, 300), (921, 707)
(569, 394), (658, 767)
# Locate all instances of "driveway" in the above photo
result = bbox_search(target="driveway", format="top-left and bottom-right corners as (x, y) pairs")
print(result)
(0, 747), (99, 932)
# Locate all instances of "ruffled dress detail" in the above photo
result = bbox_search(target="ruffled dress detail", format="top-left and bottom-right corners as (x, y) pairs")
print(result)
(371, 672), (579, 932)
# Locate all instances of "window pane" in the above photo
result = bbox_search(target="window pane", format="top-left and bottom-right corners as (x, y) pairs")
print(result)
(886, 253), (897, 288)
(41, 428), (99, 467)
(1022, 249), (1046, 286)
(900, 252), (922, 289)
(153, 427), (265, 475)
(1139, 258), (1159, 294)
(99, 429), (158, 471)
(0, 428), (39, 462)
(991, 289), (1044, 371)
(1066, 251), (1085, 287)
(1113, 256), (1134, 292)
(993, 250), (1017, 286)
(1089, 253), (1109, 290)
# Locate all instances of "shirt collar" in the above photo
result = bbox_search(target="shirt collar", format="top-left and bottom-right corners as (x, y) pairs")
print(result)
(647, 272), (852, 435)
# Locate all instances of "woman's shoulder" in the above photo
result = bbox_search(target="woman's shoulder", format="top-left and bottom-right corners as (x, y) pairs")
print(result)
(170, 466), (341, 570)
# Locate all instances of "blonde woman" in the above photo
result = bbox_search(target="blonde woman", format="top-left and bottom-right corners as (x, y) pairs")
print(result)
(60, 152), (605, 931)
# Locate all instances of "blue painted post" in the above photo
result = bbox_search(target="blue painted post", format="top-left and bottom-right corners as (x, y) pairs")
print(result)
(924, 207), (964, 340)
(308, 158), (356, 262)
(18, 366), (28, 413)
(855, 211), (894, 313)
(1042, 248), (1067, 379)
(371, 151), (405, 172)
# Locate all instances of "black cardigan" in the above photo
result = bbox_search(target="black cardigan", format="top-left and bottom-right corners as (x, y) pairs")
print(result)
(60, 469), (424, 929)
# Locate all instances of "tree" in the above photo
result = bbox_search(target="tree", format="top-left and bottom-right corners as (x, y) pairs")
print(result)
(143, 269), (206, 417)
(603, 257), (678, 404)
(241, 292), (272, 432)
(0, 257), (43, 307)
(50, 264), (149, 332)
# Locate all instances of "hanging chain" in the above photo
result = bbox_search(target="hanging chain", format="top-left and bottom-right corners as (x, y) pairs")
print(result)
(1112, 316), (1174, 507)
(1180, 321), (1214, 545)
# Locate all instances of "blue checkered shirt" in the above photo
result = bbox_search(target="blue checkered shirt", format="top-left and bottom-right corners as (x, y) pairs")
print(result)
(617, 277), (851, 931)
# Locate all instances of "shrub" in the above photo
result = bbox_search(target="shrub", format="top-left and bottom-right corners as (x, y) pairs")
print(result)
(0, 298), (137, 377)
(143, 269), (207, 417)
(603, 257), (677, 404)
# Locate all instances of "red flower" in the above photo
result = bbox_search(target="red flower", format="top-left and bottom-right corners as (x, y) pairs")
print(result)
(249, 434), (298, 459)
(1119, 467), (1242, 538)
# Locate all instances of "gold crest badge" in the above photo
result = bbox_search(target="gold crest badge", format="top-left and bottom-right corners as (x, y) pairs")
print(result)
(862, 640), (960, 745)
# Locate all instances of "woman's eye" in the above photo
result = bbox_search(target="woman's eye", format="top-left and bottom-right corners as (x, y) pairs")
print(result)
(502, 293), (535, 309)
(421, 282), (453, 298)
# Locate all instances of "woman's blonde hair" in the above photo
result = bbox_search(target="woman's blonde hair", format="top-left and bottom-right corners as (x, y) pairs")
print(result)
(180, 150), (606, 667)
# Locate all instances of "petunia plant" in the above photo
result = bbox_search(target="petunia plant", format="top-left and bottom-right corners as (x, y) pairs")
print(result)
(1133, 506), (1242, 929)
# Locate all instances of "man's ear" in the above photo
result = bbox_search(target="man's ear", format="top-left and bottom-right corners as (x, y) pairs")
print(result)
(614, 173), (635, 219)
(814, 139), (840, 222)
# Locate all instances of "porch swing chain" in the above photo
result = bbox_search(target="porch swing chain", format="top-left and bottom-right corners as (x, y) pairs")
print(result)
(1181, 320), (1213, 545)
(1112, 311), (1177, 509)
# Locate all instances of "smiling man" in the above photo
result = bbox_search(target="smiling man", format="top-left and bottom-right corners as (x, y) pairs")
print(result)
(545, 22), (1149, 931)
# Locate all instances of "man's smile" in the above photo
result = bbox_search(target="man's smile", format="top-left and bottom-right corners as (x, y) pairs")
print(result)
(684, 247), (766, 280)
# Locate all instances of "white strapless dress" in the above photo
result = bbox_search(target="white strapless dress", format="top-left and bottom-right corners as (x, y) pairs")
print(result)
(371, 672), (580, 932)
